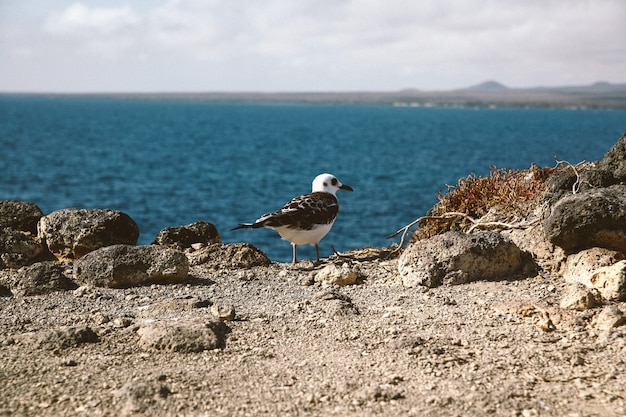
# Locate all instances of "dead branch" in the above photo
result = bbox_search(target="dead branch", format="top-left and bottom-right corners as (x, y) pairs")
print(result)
(554, 158), (586, 194)
(388, 211), (539, 252)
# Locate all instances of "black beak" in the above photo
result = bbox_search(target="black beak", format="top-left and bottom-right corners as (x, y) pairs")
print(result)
(340, 184), (353, 192)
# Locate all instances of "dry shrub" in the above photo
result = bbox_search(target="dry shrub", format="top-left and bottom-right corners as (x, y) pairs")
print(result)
(412, 164), (560, 241)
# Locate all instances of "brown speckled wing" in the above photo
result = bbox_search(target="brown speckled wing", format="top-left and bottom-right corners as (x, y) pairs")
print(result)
(256, 192), (339, 230)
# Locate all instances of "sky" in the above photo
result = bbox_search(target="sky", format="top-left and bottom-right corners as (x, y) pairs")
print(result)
(1, 0), (625, 93)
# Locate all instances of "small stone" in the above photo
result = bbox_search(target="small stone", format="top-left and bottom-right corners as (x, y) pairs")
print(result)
(236, 270), (256, 281)
(113, 317), (133, 328)
(314, 263), (358, 286)
(211, 303), (236, 321)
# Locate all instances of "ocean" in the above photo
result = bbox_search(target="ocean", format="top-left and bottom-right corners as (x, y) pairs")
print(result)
(1, 95), (624, 262)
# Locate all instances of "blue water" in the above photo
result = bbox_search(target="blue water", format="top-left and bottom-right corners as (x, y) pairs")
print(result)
(1, 95), (624, 262)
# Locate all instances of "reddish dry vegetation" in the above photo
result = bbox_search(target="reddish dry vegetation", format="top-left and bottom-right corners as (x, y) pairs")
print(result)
(413, 163), (567, 241)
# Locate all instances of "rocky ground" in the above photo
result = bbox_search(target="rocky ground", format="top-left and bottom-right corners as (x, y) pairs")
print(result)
(1, 246), (625, 417)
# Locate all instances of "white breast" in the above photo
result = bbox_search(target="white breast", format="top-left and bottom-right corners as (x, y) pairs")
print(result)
(272, 222), (334, 246)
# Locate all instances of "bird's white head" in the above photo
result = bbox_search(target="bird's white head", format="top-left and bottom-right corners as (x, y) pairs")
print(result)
(311, 173), (353, 196)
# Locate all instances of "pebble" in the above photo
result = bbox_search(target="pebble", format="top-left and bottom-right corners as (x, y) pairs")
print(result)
(211, 303), (236, 321)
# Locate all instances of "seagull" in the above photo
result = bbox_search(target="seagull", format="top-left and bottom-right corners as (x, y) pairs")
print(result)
(232, 173), (353, 264)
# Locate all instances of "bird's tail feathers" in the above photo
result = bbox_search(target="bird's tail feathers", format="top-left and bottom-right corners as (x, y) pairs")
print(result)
(231, 222), (264, 231)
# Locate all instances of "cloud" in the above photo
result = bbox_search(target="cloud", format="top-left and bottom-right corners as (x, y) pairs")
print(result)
(43, 2), (140, 35)
(1, 0), (624, 91)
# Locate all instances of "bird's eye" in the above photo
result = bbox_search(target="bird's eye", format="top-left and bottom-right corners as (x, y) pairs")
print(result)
(331, 178), (338, 186)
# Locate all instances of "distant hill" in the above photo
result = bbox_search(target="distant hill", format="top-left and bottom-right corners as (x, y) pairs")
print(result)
(463, 81), (509, 91)
(5, 82), (626, 109)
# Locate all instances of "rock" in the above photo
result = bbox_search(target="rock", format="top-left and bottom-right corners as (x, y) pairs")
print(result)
(598, 132), (626, 182)
(543, 185), (626, 254)
(593, 305), (626, 331)
(211, 303), (236, 321)
(38, 208), (139, 260)
(589, 260), (626, 301)
(314, 263), (358, 286)
(313, 289), (359, 316)
(559, 283), (602, 311)
(73, 244), (189, 288)
(502, 221), (564, 276)
(21, 326), (99, 350)
(398, 231), (523, 288)
(0, 227), (46, 269)
(0, 200), (44, 234)
(541, 162), (617, 206)
(115, 377), (171, 415)
(186, 242), (271, 268)
(153, 221), (221, 249)
(562, 248), (624, 286)
(137, 317), (228, 352)
(10, 261), (78, 296)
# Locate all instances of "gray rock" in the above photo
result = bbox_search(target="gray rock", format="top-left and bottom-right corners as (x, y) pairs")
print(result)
(10, 261), (78, 296)
(398, 231), (523, 287)
(21, 326), (99, 350)
(0, 200), (44, 234)
(186, 242), (271, 268)
(541, 162), (617, 206)
(73, 244), (189, 288)
(153, 221), (221, 249)
(38, 208), (139, 260)
(598, 132), (626, 182)
(0, 227), (46, 269)
(137, 317), (228, 352)
(543, 185), (626, 254)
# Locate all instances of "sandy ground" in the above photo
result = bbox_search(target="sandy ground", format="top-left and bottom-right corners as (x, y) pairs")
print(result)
(1, 249), (625, 417)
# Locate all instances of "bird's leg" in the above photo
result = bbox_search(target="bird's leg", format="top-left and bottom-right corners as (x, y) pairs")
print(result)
(315, 244), (320, 262)
(292, 244), (298, 264)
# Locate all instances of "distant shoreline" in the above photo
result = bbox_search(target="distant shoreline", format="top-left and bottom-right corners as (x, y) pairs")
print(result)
(2, 81), (626, 109)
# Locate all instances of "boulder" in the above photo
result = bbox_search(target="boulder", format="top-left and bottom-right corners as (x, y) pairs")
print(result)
(0, 200), (44, 234)
(543, 185), (626, 254)
(186, 242), (271, 268)
(398, 231), (523, 287)
(38, 208), (139, 260)
(153, 221), (221, 249)
(73, 244), (189, 288)
(598, 132), (626, 182)
(10, 261), (78, 296)
(0, 227), (46, 269)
